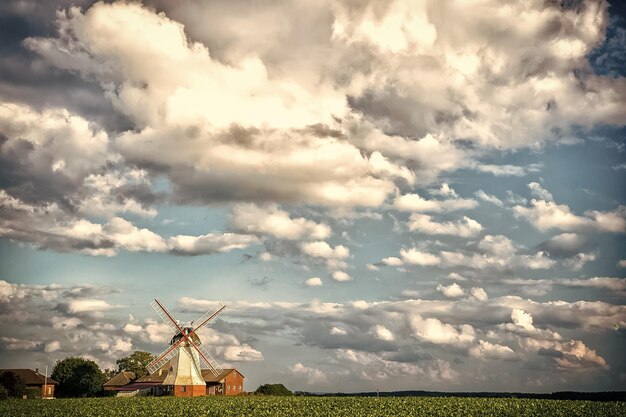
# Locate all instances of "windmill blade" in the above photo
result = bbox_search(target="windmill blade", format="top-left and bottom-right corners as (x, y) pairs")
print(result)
(151, 298), (184, 335)
(147, 343), (182, 375)
(189, 339), (224, 377)
(191, 302), (226, 333)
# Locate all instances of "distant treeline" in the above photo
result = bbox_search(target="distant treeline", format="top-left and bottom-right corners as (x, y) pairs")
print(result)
(294, 390), (626, 402)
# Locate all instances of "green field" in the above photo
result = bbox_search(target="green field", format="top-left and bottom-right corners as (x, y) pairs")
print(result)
(1, 396), (624, 417)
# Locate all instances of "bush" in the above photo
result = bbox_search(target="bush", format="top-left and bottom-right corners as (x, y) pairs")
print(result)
(0, 385), (8, 400)
(0, 372), (26, 398)
(25, 387), (40, 399)
(254, 384), (293, 396)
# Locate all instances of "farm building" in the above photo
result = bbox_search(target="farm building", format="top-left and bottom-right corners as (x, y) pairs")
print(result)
(103, 371), (135, 392)
(0, 369), (59, 399)
(105, 365), (244, 397)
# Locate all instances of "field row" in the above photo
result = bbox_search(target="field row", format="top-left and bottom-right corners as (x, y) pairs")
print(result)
(1, 396), (625, 417)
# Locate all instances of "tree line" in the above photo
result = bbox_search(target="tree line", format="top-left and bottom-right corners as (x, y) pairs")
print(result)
(2, 350), (292, 399)
(0, 351), (155, 399)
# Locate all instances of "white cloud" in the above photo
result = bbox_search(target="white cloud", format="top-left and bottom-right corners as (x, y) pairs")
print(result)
(468, 340), (517, 360)
(381, 256), (403, 266)
(67, 299), (116, 314)
(470, 287), (488, 302)
(44, 340), (61, 353)
(330, 327), (347, 336)
(168, 233), (259, 256)
(290, 362), (327, 384)
(301, 241), (349, 259)
(528, 182), (554, 201)
(478, 235), (516, 257)
(477, 164), (540, 177)
(400, 248), (440, 266)
(301, 241), (350, 269)
(514, 199), (626, 233)
(511, 308), (535, 331)
(408, 214), (483, 237)
(122, 323), (143, 334)
(410, 315), (475, 346)
(394, 193), (477, 213)
(220, 345), (264, 362)
(372, 324), (394, 341)
(305, 277), (323, 287)
(474, 190), (503, 207)
(229, 203), (331, 240)
(331, 271), (352, 282)
(437, 283), (465, 299)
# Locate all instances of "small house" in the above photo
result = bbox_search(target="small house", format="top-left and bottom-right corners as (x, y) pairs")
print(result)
(0, 368), (59, 399)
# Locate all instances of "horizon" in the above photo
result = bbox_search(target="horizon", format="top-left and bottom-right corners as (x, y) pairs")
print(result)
(0, 0), (625, 394)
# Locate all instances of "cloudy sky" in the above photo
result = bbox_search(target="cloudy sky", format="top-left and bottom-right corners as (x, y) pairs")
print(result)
(1, 0), (625, 393)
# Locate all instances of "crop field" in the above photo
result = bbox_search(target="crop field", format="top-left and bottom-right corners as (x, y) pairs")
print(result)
(1, 396), (624, 417)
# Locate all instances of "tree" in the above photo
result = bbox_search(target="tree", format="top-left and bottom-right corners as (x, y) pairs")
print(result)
(0, 372), (26, 398)
(51, 357), (106, 398)
(116, 351), (155, 378)
(254, 383), (293, 396)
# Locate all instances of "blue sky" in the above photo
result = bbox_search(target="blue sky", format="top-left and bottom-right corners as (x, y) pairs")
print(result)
(0, 0), (625, 393)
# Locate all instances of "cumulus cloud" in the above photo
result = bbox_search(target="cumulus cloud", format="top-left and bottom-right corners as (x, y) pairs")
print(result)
(410, 315), (475, 347)
(470, 287), (488, 302)
(167, 233), (259, 256)
(514, 198), (626, 233)
(400, 248), (441, 266)
(229, 203), (331, 240)
(476, 164), (541, 177)
(528, 182), (554, 201)
(394, 238), (555, 272)
(65, 299), (117, 314)
(503, 277), (626, 295)
(290, 362), (328, 385)
(305, 277), (323, 287)
(437, 283), (465, 299)
(24, 2), (414, 208)
(331, 271), (352, 282)
(474, 190), (504, 207)
(468, 340), (517, 361)
(408, 214), (483, 237)
(301, 241), (350, 269)
(394, 188), (477, 213)
(372, 324), (394, 341)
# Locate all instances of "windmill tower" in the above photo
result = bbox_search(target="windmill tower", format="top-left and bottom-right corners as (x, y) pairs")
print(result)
(146, 298), (226, 397)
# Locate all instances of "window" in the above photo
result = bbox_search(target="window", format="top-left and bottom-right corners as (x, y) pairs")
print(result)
(239, 386), (242, 390)
(181, 386), (187, 392)
(227, 385), (230, 391)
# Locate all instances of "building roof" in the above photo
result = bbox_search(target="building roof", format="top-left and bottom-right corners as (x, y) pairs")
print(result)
(103, 371), (136, 387)
(0, 369), (59, 386)
(135, 362), (242, 385)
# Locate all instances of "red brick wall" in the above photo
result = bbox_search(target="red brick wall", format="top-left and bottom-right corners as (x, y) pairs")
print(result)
(224, 371), (244, 395)
(40, 384), (55, 398)
(174, 384), (206, 397)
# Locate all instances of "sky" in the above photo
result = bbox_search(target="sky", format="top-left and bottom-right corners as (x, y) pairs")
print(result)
(0, 0), (625, 394)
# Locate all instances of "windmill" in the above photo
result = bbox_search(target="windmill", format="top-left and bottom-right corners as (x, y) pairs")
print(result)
(146, 298), (226, 396)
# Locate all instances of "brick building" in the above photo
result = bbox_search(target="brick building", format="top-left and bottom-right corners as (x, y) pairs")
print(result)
(0, 369), (59, 399)
(105, 365), (244, 397)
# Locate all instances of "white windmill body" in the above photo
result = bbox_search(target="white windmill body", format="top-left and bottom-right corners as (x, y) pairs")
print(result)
(162, 342), (205, 387)
(146, 299), (226, 397)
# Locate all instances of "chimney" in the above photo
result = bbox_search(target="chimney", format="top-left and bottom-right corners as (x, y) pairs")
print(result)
(35, 368), (39, 374)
